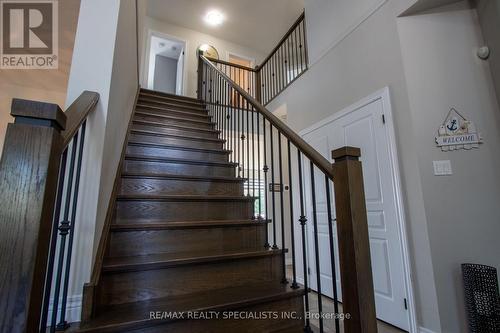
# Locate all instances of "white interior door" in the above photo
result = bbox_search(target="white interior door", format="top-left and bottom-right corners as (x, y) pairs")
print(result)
(302, 95), (410, 331)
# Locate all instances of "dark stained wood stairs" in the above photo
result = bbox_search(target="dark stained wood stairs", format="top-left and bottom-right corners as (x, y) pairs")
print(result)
(76, 89), (305, 332)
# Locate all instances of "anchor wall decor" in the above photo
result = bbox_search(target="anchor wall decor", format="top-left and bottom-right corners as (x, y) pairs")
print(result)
(435, 108), (483, 151)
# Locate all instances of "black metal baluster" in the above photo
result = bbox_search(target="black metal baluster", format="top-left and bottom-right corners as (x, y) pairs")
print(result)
(297, 152), (312, 333)
(293, 29), (299, 79)
(257, 111), (262, 218)
(251, 106), (255, 211)
(239, 92), (244, 180)
(278, 132), (287, 283)
(246, 100), (250, 197)
(286, 36), (291, 85)
(310, 161), (324, 333)
(263, 117), (270, 248)
(57, 122), (87, 329)
(51, 132), (79, 331)
(303, 21), (307, 70)
(288, 141), (299, 289)
(40, 149), (68, 331)
(325, 174), (340, 333)
(270, 125), (277, 249)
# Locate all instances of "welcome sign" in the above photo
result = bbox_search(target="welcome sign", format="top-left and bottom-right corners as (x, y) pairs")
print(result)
(435, 108), (482, 151)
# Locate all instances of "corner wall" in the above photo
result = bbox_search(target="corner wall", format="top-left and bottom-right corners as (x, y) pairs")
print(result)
(269, 0), (500, 332)
(63, 0), (138, 322)
(267, 0), (441, 331)
(398, 2), (500, 331)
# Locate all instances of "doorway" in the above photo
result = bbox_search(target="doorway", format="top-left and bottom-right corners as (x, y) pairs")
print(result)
(300, 88), (414, 331)
(145, 32), (186, 95)
(227, 53), (255, 106)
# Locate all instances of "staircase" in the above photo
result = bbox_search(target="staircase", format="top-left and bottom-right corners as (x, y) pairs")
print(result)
(76, 89), (305, 332)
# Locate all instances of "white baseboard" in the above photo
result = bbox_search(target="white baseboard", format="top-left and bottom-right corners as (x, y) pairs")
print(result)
(419, 327), (439, 333)
(47, 295), (82, 324)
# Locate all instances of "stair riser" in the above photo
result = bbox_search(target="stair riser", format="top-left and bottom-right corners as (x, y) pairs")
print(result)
(115, 200), (253, 221)
(134, 114), (214, 130)
(136, 107), (210, 121)
(139, 94), (205, 107)
(132, 123), (219, 139)
(126, 297), (305, 333)
(123, 160), (235, 177)
(119, 178), (243, 196)
(137, 100), (207, 113)
(126, 145), (229, 162)
(108, 225), (266, 257)
(97, 254), (283, 306)
(129, 133), (223, 150)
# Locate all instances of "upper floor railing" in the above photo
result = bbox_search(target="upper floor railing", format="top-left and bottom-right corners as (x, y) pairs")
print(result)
(0, 91), (99, 333)
(204, 12), (308, 106)
(198, 52), (377, 333)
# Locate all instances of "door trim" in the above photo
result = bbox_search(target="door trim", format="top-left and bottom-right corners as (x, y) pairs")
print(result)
(143, 29), (188, 95)
(299, 87), (417, 333)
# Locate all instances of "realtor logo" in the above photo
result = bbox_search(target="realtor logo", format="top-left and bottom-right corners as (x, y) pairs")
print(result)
(1, 0), (58, 69)
(435, 108), (483, 151)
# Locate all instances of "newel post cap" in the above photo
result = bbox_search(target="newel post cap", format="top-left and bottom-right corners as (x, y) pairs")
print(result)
(11, 98), (66, 130)
(332, 146), (361, 161)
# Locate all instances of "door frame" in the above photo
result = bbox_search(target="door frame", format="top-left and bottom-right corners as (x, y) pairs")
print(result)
(225, 51), (256, 68)
(299, 87), (417, 333)
(143, 29), (188, 95)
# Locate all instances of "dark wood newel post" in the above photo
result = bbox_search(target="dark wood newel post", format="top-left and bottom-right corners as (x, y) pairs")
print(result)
(0, 99), (66, 333)
(197, 50), (204, 100)
(255, 66), (262, 103)
(332, 146), (378, 333)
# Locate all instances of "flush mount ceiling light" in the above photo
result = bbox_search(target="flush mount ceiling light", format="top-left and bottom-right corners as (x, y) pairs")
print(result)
(204, 10), (224, 26)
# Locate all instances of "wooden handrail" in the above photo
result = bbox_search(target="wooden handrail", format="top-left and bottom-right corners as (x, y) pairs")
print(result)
(256, 11), (305, 70)
(206, 56), (256, 72)
(62, 91), (100, 147)
(200, 55), (334, 179)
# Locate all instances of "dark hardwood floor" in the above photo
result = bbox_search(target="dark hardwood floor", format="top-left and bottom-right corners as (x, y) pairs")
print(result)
(75, 89), (305, 332)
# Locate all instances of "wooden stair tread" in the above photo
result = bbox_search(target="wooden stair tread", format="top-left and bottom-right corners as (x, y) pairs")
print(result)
(103, 248), (284, 272)
(75, 283), (303, 332)
(116, 194), (257, 201)
(128, 141), (230, 155)
(110, 219), (270, 231)
(138, 98), (207, 112)
(140, 89), (204, 104)
(135, 111), (215, 126)
(133, 119), (221, 134)
(125, 154), (237, 166)
(121, 172), (244, 182)
(136, 104), (209, 117)
(131, 129), (225, 143)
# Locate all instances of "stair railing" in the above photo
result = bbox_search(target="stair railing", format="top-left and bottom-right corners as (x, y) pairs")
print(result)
(201, 12), (308, 106)
(0, 91), (99, 333)
(198, 53), (377, 333)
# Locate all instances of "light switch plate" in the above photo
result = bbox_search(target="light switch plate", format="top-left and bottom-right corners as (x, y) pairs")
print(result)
(433, 160), (453, 176)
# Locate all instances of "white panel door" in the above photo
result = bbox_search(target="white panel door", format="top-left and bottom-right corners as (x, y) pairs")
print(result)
(302, 96), (410, 331)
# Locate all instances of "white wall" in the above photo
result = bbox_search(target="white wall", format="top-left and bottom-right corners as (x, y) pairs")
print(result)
(398, 2), (500, 332)
(269, 0), (500, 332)
(154, 55), (177, 94)
(64, 0), (138, 322)
(476, 0), (500, 107)
(268, 0), (441, 331)
(140, 17), (266, 98)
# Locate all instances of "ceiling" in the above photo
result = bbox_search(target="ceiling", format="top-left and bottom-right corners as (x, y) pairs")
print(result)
(146, 0), (305, 54)
(151, 36), (184, 59)
(401, 0), (468, 15)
